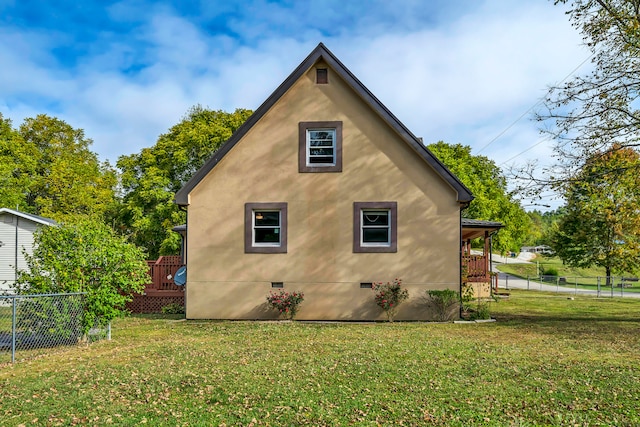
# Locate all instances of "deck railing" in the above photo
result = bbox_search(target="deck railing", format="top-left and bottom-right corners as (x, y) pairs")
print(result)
(145, 256), (184, 294)
(126, 256), (184, 314)
(462, 255), (488, 282)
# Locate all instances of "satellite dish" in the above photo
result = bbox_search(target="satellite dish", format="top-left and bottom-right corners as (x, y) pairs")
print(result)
(174, 266), (186, 286)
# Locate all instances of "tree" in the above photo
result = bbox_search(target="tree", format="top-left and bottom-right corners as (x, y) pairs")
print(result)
(15, 216), (149, 331)
(0, 114), (117, 220)
(532, 0), (640, 187)
(115, 106), (252, 258)
(523, 208), (566, 247)
(428, 142), (532, 253)
(19, 115), (117, 220)
(0, 114), (36, 210)
(552, 145), (640, 285)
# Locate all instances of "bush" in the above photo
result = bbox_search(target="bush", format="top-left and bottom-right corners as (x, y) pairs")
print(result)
(469, 302), (491, 320)
(427, 289), (459, 321)
(543, 267), (559, 276)
(15, 217), (149, 333)
(372, 279), (409, 322)
(161, 302), (185, 315)
(266, 290), (304, 320)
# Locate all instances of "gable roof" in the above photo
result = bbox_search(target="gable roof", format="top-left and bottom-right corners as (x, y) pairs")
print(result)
(175, 43), (474, 206)
(0, 208), (58, 226)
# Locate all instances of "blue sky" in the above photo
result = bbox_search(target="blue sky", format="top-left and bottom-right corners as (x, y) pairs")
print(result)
(0, 0), (588, 207)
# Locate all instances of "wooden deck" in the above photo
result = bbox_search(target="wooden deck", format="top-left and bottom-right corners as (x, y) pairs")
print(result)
(126, 256), (185, 313)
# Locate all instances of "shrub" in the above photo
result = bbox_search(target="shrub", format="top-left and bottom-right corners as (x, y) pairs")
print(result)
(543, 267), (559, 276)
(372, 278), (409, 322)
(266, 290), (304, 320)
(161, 302), (185, 315)
(15, 217), (149, 334)
(427, 289), (459, 321)
(468, 301), (491, 320)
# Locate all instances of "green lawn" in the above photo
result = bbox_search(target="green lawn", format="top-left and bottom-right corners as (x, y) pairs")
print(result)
(1, 291), (640, 426)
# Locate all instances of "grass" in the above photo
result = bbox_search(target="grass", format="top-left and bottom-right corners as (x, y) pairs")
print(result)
(0, 292), (639, 426)
(497, 256), (640, 292)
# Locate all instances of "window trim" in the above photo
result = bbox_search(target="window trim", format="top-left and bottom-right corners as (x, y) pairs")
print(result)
(245, 203), (288, 253)
(353, 202), (397, 253)
(299, 121), (342, 173)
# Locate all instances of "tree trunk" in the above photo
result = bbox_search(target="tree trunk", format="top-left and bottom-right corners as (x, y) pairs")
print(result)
(605, 266), (612, 288)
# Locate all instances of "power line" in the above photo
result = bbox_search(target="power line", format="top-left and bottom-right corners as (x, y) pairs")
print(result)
(499, 136), (552, 166)
(476, 51), (596, 155)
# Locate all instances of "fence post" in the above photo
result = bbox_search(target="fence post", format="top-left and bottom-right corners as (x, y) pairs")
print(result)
(556, 276), (559, 293)
(597, 277), (601, 297)
(575, 277), (578, 295)
(610, 277), (614, 298)
(11, 297), (17, 364)
(505, 274), (509, 289)
(527, 275), (530, 290)
(619, 277), (624, 297)
(107, 321), (111, 340)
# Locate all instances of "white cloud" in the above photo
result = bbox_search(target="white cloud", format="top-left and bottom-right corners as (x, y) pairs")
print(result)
(0, 0), (587, 180)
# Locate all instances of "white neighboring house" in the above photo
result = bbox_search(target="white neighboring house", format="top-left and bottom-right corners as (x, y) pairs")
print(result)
(0, 208), (57, 293)
(520, 245), (554, 255)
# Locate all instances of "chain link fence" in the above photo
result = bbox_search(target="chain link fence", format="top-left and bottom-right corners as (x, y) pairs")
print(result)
(0, 293), (109, 363)
(499, 274), (640, 298)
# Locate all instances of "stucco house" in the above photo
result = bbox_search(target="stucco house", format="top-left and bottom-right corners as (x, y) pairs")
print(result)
(175, 43), (486, 320)
(0, 208), (57, 293)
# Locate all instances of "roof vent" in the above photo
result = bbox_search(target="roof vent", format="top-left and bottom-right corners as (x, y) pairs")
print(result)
(316, 68), (328, 84)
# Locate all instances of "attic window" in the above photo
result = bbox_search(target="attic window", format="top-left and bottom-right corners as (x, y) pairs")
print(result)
(316, 68), (328, 84)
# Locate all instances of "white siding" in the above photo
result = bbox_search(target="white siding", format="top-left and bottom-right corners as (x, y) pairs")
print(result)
(0, 213), (41, 292)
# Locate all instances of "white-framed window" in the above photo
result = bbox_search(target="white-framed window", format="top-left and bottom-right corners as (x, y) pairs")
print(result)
(353, 202), (397, 253)
(307, 128), (336, 166)
(253, 210), (281, 246)
(361, 209), (391, 246)
(245, 203), (288, 253)
(299, 121), (342, 173)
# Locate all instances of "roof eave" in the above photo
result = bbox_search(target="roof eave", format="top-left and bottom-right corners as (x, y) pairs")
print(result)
(0, 208), (58, 226)
(174, 42), (475, 205)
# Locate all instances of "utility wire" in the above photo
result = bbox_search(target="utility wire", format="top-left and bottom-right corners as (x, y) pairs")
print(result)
(476, 51), (596, 155)
(499, 136), (552, 166)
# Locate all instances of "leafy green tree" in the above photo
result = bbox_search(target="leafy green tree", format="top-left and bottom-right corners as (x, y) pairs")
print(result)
(15, 216), (149, 331)
(552, 145), (640, 285)
(115, 106), (252, 258)
(428, 142), (531, 253)
(1, 114), (116, 219)
(0, 114), (36, 210)
(18, 115), (117, 220)
(524, 208), (566, 247)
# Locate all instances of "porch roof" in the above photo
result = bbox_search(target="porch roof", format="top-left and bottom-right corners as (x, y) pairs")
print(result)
(461, 218), (503, 240)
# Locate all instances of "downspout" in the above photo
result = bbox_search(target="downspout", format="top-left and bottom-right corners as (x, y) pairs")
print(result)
(178, 204), (188, 318)
(178, 205), (188, 265)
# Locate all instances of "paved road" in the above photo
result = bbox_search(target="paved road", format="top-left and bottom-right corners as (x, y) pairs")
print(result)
(492, 264), (640, 299)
